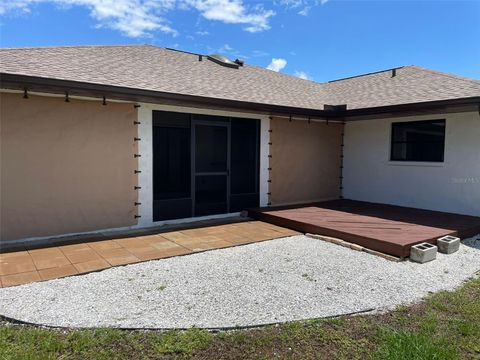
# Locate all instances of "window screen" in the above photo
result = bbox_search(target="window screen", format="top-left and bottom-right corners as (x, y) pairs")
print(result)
(230, 118), (260, 212)
(390, 120), (445, 162)
(153, 112), (191, 200)
(230, 118), (259, 194)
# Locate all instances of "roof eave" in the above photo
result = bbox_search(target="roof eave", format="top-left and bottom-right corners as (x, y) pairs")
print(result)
(0, 73), (333, 119)
(1, 73), (479, 119)
(342, 97), (480, 120)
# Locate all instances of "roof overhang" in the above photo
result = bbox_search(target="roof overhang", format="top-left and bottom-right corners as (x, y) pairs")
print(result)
(343, 97), (480, 120)
(0, 73), (334, 119)
(1, 73), (479, 121)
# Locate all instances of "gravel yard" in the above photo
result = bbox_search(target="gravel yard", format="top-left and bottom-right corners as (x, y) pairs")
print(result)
(1, 234), (479, 329)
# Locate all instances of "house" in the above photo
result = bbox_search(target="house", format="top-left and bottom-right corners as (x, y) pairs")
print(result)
(1, 45), (479, 249)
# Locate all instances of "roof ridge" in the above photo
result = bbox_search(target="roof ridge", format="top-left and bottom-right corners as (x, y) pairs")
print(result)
(407, 65), (480, 84)
(246, 63), (325, 86)
(0, 44), (154, 50)
(327, 66), (406, 83)
(164, 47), (203, 57)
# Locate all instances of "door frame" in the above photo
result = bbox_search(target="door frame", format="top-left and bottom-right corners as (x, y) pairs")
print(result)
(191, 118), (231, 217)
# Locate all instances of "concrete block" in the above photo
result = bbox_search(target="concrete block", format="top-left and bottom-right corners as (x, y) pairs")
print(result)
(410, 242), (437, 263)
(437, 235), (460, 254)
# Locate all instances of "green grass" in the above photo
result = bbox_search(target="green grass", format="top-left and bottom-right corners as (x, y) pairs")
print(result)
(1, 276), (479, 359)
(374, 329), (458, 360)
(154, 329), (213, 355)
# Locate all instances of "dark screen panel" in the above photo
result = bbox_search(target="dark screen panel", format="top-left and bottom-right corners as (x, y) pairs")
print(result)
(153, 126), (191, 200)
(195, 175), (228, 216)
(152, 111), (192, 221)
(230, 194), (259, 213)
(153, 199), (192, 221)
(195, 124), (228, 172)
(230, 118), (260, 195)
(229, 118), (260, 210)
(153, 110), (190, 128)
(192, 114), (229, 123)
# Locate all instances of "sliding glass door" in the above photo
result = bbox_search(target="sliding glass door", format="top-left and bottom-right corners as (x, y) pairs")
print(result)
(153, 111), (259, 221)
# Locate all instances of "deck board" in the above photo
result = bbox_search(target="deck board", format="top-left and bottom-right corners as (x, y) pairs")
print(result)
(248, 200), (480, 258)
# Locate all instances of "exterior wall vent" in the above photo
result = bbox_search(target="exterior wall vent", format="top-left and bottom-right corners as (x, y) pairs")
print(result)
(207, 54), (240, 69)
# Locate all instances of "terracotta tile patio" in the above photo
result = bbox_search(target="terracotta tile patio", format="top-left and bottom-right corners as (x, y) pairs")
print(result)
(0, 221), (299, 288)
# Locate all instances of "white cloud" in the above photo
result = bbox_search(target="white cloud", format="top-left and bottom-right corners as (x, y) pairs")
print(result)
(1, 0), (276, 37)
(276, 0), (328, 15)
(277, 0), (328, 6)
(0, 0), (39, 14)
(297, 7), (310, 16)
(294, 70), (312, 80)
(220, 43), (233, 51)
(275, 0), (302, 8)
(187, 0), (275, 32)
(1, 0), (178, 37)
(0, 0), (330, 37)
(267, 58), (287, 72)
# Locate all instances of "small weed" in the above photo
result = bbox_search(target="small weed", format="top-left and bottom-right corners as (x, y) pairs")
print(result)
(153, 329), (213, 355)
(301, 273), (315, 282)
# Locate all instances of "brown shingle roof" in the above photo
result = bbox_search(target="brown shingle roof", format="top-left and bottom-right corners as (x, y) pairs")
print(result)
(325, 65), (480, 109)
(1, 45), (479, 111)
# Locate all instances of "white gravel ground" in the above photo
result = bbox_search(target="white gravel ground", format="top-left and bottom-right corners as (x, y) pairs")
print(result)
(1, 235), (479, 329)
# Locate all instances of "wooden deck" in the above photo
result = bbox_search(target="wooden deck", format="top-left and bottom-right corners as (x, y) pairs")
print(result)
(248, 200), (480, 258)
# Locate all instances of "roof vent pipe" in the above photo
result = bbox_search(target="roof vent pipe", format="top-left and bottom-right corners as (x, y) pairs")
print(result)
(207, 54), (239, 68)
(234, 59), (244, 66)
(391, 68), (396, 77)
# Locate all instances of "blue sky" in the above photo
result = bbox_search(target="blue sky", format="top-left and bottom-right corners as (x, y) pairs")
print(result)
(1, 0), (479, 82)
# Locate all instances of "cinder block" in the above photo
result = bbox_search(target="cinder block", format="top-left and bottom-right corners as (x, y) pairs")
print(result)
(410, 242), (437, 263)
(437, 235), (460, 254)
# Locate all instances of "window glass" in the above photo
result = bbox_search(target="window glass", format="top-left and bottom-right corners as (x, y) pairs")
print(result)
(391, 120), (445, 162)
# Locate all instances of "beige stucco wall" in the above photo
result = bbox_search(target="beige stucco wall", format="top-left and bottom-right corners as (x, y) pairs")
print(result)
(0, 92), (138, 242)
(269, 117), (343, 206)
